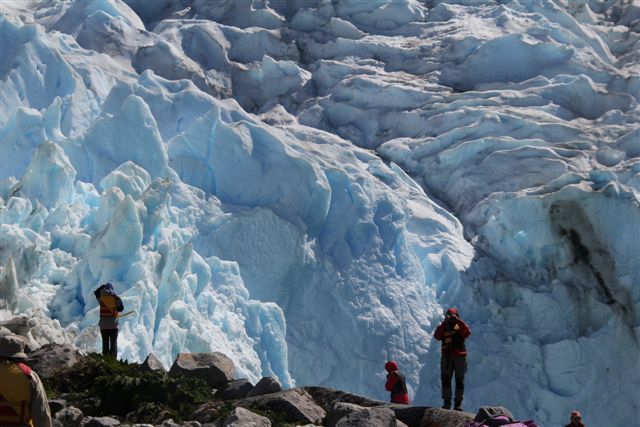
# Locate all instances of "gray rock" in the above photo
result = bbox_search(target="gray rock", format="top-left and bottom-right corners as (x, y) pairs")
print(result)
(247, 377), (281, 397)
(304, 386), (387, 410)
(327, 402), (397, 427)
(80, 416), (121, 426)
(191, 402), (224, 424)
(216, 379), (254, 400)
(237, 388), (325, 424)
(169, 352), (234, 388)
(27, 343), (83, 378)
(56, 406), (84, 427)
(49, 399), (68, 416)
(220, 407), (271, 427)
(414, 407), (474, 427)
(130, 424), (154, 427)
(141, 353), (166, 372)
(159, 421), (201, 427)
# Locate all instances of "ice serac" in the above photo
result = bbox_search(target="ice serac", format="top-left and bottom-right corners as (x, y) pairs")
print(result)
(13, 141), (76, 209)
(1, 0), (639, 426)
(78, 94), (168, 182)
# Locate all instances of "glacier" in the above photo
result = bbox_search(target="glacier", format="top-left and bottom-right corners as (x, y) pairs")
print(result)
(1, 0), (639, 426)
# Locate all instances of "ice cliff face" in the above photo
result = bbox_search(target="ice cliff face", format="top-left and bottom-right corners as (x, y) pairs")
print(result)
(1, 1), (639, 425)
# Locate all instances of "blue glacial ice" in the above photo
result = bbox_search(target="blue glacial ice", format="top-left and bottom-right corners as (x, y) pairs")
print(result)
(1, 0), (639, 425)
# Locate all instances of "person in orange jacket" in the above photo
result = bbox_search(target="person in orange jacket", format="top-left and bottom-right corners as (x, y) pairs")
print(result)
(0, 334), (52, 427)
(94, 282), (124, 357)
(384, 360), (410, 404)
(434, 307), (471, 411)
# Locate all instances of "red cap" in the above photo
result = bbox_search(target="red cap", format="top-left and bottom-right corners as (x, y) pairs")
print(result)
(446, 308), (459, 316)
(571, 411), (581, 418)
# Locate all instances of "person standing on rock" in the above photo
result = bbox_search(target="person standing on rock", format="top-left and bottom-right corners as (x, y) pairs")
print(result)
(384, 360), (410, 404)
(566, 410), (585, 427)
(94, 282), (124, 358)
(0, 334), (52, 427)
(434, 307), (471, 411)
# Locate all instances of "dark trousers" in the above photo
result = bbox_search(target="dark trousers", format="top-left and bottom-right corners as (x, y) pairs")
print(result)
(100, 329), (118, 357)
(441, 354), (466, 401)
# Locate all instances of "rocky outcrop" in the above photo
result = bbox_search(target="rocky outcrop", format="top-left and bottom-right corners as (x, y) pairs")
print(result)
(305, 387), (474, 427)
(41, 351), (503, 427)
(141, 353), (166, 372)
(169, 352), (235, 388)
(215, 379), (254, 400)
(237, 388), (326, 424)
(218, 407), (271, 427)
(327, 402), (398, 427)
(247, 377), (282, 397)
(27, 343), (83, 378)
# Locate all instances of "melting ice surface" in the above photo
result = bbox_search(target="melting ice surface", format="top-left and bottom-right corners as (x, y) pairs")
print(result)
(1, 0), (639, 425)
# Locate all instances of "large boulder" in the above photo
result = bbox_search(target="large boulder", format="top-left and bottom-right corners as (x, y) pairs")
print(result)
(140, 353), (166, 372)
(219, 407), (271, 427)
(27, 343), (83, 378)
(215, 379), (254, 400)
(327, 402), (398, 427)
(237, 388), (326, 424)
(169, 352), (235, 388)
(247, 377), (282, 397)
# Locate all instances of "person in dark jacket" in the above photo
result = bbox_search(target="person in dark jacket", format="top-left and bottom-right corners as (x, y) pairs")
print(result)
(94, 282), (124, 357)
(384, 360), (410, 404)
(565, 410), (585, 427)
(434, 307), (471, 411)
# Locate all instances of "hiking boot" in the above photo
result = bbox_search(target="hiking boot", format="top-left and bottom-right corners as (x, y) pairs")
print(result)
(442, 399), (451, 409)
(454, 399), (463, 411)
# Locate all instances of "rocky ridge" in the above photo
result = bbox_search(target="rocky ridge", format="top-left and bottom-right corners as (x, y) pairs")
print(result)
(27, 343), (476, 427)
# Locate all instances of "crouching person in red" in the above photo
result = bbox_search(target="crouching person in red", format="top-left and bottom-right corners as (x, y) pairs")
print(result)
(385, 360), (410, 404)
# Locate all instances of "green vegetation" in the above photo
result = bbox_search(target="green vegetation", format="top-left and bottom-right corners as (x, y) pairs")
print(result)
(44, 353), (214, 423)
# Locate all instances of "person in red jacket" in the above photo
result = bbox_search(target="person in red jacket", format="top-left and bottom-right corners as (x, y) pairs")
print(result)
(384, 360), (410, 404)
(434, 307), (471, 411)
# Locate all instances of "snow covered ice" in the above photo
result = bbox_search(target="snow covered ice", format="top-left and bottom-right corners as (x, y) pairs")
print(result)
(1, 0), (639, 425)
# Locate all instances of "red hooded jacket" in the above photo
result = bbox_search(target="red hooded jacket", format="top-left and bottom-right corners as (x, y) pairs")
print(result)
(434, 308), (471, 357)
(384, 360), (410, 404)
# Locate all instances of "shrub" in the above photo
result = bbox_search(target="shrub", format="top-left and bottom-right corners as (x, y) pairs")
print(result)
(45, 353), (213, 423)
